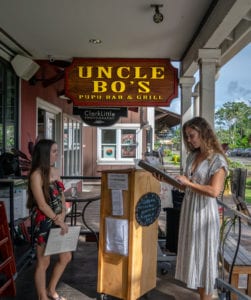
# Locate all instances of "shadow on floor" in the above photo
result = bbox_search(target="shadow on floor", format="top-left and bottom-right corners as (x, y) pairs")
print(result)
(3, 237), (203, 300)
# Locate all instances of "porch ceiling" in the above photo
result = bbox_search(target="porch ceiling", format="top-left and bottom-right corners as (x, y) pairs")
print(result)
(155, 107), (181, 131)
(0, 0), (250, 77)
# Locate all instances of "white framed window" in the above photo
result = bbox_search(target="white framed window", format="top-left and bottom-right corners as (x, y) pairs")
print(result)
(97, 124), (142, 165)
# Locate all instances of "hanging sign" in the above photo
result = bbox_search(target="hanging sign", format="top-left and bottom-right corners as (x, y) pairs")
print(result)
(73, 107), (127, 127)
(64, 58), (178, 107)
(135, 192), (161, 226)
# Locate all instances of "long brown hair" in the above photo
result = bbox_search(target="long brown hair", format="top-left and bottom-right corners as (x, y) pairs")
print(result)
(182, 117), (227, 160)
(27, 139), (56, 209)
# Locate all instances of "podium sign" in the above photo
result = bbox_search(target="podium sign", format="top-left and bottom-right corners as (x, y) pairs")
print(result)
(135, 192), (161, 226)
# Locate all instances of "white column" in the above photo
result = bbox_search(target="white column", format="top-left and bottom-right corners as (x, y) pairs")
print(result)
(179, 76), (195, 172)
(147, 107), (155, 151)
(192, 82), (200, 117)
(198, 48), (221, 128)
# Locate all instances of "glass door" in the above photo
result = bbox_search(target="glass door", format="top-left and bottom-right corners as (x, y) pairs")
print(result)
(45, 111), (55, 140)
(37, 108), (56, 140)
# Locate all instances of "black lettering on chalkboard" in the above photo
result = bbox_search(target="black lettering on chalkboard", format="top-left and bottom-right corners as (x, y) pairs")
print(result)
(135, 192), (161, 226)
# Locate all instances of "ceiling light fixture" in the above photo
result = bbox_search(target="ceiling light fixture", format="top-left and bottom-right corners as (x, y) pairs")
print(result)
(89, 39), (102, 44)
(151, 4), (164, 24)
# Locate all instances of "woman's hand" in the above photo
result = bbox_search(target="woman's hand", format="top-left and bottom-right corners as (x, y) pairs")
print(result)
(59, 222), (69, 235)
(152, 172), (163, 182)
(175, 175), (190, 186)
(54, 216), (69, 235)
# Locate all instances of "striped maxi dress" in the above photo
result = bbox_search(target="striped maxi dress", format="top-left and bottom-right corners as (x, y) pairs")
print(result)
(175, 152), (228, 294)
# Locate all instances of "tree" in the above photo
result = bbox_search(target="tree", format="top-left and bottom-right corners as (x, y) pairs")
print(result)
(171, 127), (181, 150)
(215, 101), (251, 148)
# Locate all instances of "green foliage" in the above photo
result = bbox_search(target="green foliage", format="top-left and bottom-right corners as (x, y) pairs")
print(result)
(171, 127), (181, 144)
(227, 158), (245, 169)
(215, 101), (251, 148)
(172, 154), (180, 163)
(154, 141), (161, 150)
(246, 177), (251, 203)
(246, 186), (251, 203)
(164, 149), (172, 156)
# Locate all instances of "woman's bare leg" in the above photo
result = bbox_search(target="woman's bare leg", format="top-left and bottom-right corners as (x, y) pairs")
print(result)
(34, 245), (50, 300)
(47, 252), (72, 298)
(198, 288), (212, 300)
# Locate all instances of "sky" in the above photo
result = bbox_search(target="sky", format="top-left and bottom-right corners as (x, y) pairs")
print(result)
(168, 43), (251, 114)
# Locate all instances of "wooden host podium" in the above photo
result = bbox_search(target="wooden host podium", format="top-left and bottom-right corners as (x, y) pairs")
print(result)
(97, 168), (160, 300)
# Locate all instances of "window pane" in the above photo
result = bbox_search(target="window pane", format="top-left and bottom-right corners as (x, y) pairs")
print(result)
(47, 117), (55, 140)
(121, 129), (136, 144)
(6, 70), (16, 122)
(0, 59), (18, 153)
(101, 129), (116, 158)
(102, 145), (116, 158)
(6, 124), (14, 150)
(99, 128), (139, 160)
(121, 129), (136, 158)
(121, 145), (136, 158)
(63, 118), (69, 175)
(0, 125), (3, 154)
(102, 129), (116, 144)
(63, 117), (82, 176)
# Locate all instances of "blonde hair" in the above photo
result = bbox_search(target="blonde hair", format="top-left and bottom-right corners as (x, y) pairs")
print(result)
(182, 117), (227, 159)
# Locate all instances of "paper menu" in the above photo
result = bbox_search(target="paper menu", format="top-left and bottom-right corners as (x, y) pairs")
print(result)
(111, 189), (124, 216)
(44, 226), (81, 256)
(105, 217), (128, 256)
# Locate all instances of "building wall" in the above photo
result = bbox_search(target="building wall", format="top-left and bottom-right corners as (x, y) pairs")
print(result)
(20, 60), (74, 156)
(19, 61), (150, 177)
(83, 108), (149, 177)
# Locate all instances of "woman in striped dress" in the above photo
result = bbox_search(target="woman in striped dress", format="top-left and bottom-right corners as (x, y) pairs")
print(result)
(156, 117), (228, 300)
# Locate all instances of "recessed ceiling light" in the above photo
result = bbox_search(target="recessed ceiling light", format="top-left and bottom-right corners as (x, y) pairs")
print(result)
(89, 39), (102, 44)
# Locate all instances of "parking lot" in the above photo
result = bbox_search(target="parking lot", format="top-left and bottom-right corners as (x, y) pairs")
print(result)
(227, 148), (251, 157)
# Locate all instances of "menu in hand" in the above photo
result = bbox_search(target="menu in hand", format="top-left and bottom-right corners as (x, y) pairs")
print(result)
(44, 226), (81, 256)
(138, 160), (183, 190)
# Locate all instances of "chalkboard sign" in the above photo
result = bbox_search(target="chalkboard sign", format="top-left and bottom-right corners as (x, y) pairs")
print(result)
(135, 192), (161, 226)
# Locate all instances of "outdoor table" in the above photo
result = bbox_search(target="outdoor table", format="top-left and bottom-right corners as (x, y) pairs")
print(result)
(65, 191), (100, 247)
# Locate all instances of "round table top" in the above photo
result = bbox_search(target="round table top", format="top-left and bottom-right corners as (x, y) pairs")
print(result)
(65, 191), (100, 203)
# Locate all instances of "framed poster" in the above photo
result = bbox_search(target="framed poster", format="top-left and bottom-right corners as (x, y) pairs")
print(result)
(103, 146), (116, 158)
(121, 145), (136, 158)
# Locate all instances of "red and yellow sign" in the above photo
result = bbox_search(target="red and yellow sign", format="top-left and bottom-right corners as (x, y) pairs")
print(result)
(65, 58), (178, 107)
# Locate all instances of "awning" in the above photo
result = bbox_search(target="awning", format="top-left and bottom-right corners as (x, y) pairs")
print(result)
(155, 107), (181, 132)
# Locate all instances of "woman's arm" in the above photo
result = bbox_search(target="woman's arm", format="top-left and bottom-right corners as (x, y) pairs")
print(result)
(30, 170), (68, 233)
(175, 168), (226, 198)
(60, 193), (66, 220)
(52, 167), (67, 220)
(30, 170), (58, 220)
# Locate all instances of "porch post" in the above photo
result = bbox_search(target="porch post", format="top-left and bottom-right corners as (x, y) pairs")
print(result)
(198, 48), (221, 128)
(192, 82), (200, 117)
(179, 76), (195, 172)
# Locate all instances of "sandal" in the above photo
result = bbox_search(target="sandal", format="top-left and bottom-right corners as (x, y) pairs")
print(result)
(47, 293), (67, 300)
